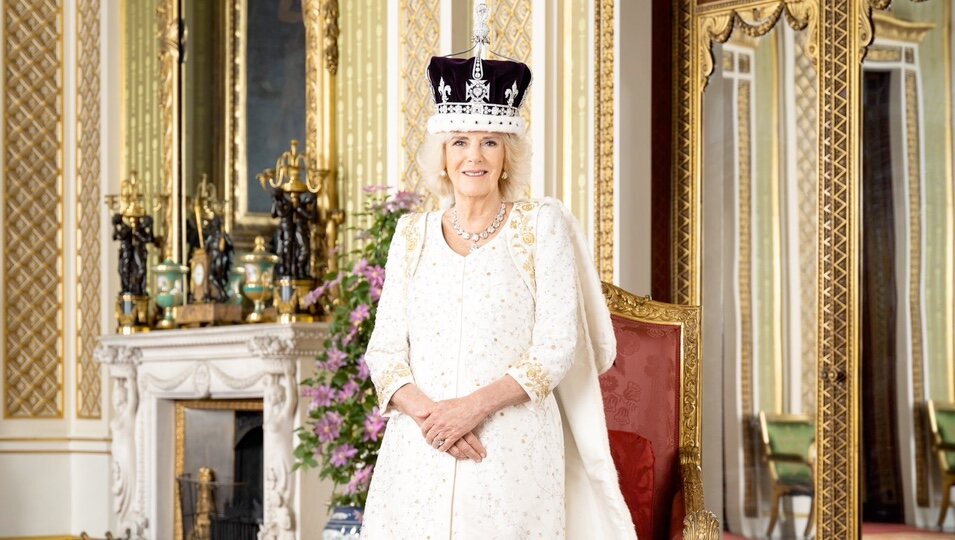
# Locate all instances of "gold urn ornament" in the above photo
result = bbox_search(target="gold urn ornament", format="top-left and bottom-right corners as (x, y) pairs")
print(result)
(239, 236), (279, 323)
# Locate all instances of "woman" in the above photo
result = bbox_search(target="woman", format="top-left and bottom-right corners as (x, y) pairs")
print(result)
(361, 52), (636, 539)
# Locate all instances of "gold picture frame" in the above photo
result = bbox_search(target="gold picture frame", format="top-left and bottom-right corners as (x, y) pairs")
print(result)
(159, 0), (340, 263)
(672, 0), (878, 536)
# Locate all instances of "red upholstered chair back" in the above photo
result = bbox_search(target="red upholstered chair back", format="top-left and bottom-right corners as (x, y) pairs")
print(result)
(599, 284), (715, 540)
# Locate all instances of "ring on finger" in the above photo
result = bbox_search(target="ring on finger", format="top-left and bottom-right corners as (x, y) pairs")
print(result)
(434, 438), (445, 449)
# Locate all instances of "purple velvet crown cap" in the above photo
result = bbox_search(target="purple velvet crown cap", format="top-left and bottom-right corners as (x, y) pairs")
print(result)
(425, 56), (533, 135)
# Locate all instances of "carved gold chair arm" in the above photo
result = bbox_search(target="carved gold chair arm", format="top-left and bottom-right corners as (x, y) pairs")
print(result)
(683, 510), (721, 540)
(680, 445), (720, 540)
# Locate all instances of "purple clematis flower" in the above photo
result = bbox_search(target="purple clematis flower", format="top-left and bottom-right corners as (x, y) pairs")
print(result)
(302, 384), (336, 410)
(330, 444), (358, 467)
(356, 356), (371, 381)
(345, 465), (374, 494)
(315, 411), (343, 444)
(323, 345), (348, 372)
(350, 304), (371, 327)
(338, 379), (361, 401)
(363, 407), (387, 442)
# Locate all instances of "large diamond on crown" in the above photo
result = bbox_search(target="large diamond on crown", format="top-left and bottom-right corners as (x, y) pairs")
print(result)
(466, 78), (491, 103)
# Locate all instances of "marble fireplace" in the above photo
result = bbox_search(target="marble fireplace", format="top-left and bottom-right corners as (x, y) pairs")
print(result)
(95, 323), (332, 540)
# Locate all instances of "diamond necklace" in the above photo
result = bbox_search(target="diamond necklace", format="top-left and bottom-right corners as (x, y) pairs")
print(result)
(450, 202), (507, 252)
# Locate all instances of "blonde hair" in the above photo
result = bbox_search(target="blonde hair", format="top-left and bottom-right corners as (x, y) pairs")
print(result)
(417, 131), (531, 207)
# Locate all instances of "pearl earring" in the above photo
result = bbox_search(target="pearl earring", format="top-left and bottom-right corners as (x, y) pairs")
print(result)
(439, 170), (447, 177)
(501, 171), (509, 180)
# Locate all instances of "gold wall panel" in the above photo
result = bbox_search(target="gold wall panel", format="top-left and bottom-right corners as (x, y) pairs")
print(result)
(123, 0), (163, 243)
(399, 0), (440, 193)
(336, 0), (388, 252)
(594, 0), (614, 281)
(76, 0), (102, 419)
(3, 0), (65, 418)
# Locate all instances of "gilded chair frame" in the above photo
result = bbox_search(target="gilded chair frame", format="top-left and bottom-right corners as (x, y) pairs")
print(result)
(926, 400), (955, 527)
(602, 282), (720, 539)
(758, 411), (815, 537)
(672, 1), (897, 535)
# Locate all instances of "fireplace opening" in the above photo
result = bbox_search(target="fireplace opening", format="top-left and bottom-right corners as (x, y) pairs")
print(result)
(176, 401), (263, 540)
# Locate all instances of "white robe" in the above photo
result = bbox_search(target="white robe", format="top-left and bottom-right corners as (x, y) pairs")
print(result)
(362, 200), (637, 540)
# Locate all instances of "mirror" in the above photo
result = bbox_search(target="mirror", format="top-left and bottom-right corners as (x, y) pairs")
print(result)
(181, 0), (308, 251)
(698, 7), (819, 538)
(862, 2), (954, 532)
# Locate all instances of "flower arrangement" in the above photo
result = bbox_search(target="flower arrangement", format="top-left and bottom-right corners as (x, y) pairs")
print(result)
(294, 187), (422, 508)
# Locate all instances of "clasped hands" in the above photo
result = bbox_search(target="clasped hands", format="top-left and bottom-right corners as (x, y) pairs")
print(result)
(392, 376), (529, 463)
(414, 396), (488, 462)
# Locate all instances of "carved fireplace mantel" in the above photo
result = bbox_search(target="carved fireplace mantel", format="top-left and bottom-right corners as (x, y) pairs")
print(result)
(95, 323), (330, 540)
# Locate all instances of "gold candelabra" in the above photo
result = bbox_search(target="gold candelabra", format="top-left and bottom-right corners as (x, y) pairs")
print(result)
(105, 171), (160, 334)
(257, 139), (329, 194)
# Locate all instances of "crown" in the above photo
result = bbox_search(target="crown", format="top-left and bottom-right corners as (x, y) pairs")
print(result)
(425, 1), (532, 135)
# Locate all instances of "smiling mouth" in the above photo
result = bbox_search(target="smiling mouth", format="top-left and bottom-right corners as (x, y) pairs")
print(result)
(462, 170), (487, 177)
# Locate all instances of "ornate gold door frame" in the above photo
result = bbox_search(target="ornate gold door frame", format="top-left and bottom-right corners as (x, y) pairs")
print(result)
(673, 0), (878, 536)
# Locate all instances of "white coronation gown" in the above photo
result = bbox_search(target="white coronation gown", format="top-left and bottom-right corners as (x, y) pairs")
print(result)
(361, 203), (578, 539)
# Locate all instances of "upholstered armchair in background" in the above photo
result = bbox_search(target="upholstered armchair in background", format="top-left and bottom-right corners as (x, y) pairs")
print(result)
(599, 283), (719, 540)
(927, 400), (955, 526)
(758, 412), (815, 537)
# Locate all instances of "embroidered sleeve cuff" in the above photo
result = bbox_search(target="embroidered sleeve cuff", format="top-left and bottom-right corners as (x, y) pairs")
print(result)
(505, 353), (553, 406)
(373, 363), (415, 417)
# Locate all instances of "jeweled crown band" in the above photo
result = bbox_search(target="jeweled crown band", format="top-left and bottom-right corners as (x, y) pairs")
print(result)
(427, 111), (526, 135)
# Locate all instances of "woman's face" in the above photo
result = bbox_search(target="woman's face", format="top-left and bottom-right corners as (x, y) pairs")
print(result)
(444, 132), (506, 200)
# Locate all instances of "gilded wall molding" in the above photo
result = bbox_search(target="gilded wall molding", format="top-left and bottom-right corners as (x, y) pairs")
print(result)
(872, 11), (935, 45)
(672, 0), (696, 306)
(904, 68), (928, 510)
(304, 0), (341, 275)
(734, 74), (759, 518)
(157, 0), (179, 260)
(697, 1), (817, 93)
(77, 0), (103, 419)
(320, 0), (340, 75)
(398, 0), (440, 193)
(594, 0), (615, 281)
(3, 0), (65, 418)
